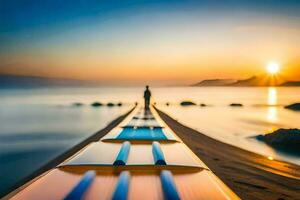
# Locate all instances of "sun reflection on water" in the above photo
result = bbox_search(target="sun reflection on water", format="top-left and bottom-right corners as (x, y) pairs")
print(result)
(267, 87), (278, 123)
(267, 156), (274, 161)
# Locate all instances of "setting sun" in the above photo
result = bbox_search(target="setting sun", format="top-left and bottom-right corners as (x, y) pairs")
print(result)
(266, 62), (280, 75)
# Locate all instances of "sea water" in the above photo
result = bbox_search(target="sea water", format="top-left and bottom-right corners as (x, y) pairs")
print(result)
(0, 86), (299, 196)
(0, 87), (133, 196)
(154, 87), (300, 165)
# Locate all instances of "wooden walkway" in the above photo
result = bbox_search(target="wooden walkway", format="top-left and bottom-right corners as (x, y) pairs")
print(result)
(9, 107), (240, 200)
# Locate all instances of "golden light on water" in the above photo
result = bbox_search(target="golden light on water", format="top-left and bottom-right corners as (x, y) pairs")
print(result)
(267, 107), (278, 123)
(266, 62), (280, 75)
(267, 88), (278, 123)
(268, 87), (277, 106)
(267, 156), (274, 161)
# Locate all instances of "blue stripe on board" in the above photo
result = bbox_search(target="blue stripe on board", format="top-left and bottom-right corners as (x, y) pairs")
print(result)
(152, 142), (167, 165)
(113, 141), (131, 165)
(64, 170), (96, 200)
(117, 127), (167, 140)
(160, 170), (181, 200)
(112, 171), (131, 200)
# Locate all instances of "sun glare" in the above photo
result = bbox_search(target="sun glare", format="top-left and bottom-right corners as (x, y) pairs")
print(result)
(266, 62), (280, 75)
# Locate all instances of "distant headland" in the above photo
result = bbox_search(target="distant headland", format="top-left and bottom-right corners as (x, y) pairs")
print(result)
(0, 74), (99, 88)
(192, 75), (300, 87)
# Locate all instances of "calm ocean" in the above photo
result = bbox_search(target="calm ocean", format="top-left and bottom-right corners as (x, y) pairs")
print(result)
(0, 86), (299, 195)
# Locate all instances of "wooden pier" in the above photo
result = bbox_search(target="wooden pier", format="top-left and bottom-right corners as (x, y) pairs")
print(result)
(9, 107), (240, 200)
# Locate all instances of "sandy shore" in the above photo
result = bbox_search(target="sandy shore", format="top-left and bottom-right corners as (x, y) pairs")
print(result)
(156, 108), (300, 200)
(3, 107), (134, 199)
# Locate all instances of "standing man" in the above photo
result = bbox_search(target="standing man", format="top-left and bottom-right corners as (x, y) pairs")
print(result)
(144, 85), (151, 110)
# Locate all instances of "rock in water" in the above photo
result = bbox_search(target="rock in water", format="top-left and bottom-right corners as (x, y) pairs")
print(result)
(180, 101), (196, 106)
(91, 102), (103, 107)
(72, 102), (83, 107)
(285, 103), (300, 111)
(229, 103), (243, 107)
(107, 102), (115, 107)
(256, 128), (300, 152)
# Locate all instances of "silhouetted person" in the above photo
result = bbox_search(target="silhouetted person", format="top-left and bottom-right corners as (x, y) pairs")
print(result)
(144, 85), (151, 110)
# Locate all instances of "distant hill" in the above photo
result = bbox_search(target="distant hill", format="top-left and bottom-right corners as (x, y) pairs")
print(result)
(230, 76), (299, 87)
(192, 76), (300, 87)
(229, 76), (269, 87)
(192, 79), (236, 86)
(280, 81), (300, 86)
(0, 74), (97, 88)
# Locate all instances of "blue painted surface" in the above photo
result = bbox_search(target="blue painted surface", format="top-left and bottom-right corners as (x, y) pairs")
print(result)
(117, 127), (167, 140)
(160, 170), (181, 200)
(112, 171), (131, 200)
(152, 142), (166, 165)
(113, 141), (131, 165)
(64, 170), (96, 200)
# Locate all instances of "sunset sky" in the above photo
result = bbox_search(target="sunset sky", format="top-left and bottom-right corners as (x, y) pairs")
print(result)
(1, 0), (300, 85)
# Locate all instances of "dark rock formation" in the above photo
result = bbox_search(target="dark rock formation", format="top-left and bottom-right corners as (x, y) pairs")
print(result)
(285, 103), (300, 111)
(107, 102), (115, 107)
(180, 101), (196, 106)
(256, 129), (300, 153)
(91, 102), (103, 107)
(230, 103), (243, 107)
(72, 102), (83, 107)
